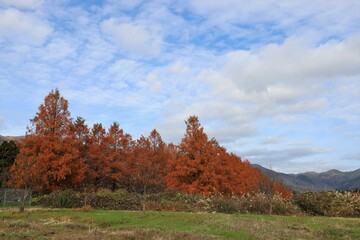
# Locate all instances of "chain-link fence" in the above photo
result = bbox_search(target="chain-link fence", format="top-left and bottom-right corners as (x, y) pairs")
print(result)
(0, 188), (32, 207)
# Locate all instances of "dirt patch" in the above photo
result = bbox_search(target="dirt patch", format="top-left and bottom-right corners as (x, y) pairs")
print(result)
(65, 224), (88, 230)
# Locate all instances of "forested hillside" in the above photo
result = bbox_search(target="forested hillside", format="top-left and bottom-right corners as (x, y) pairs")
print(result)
(252, 164), (360, 192)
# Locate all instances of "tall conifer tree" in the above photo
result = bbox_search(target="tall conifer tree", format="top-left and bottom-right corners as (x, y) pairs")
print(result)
(10, 89), (86, 193)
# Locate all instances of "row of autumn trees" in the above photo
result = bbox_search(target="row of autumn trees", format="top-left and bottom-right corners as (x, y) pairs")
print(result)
(9, 89), (291, 198)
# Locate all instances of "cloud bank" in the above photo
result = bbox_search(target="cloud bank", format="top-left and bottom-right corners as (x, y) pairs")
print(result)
(0, 0), (359, 173)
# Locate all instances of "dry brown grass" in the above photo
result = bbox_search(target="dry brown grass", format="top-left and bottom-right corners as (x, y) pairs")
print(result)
(0, 209), (359, 239)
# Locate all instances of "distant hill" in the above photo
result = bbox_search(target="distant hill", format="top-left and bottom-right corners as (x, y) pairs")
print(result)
(0, 135), (24, 144)
(252, 164), (360, 192)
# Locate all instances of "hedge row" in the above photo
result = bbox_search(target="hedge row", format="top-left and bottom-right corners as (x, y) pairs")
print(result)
(34, 189), (360, 217)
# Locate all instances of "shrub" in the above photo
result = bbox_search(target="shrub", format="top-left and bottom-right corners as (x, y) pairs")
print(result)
(146, 190), (210, 212)
(35, 189), (358, 217)
(293, 191), (360, 217)
(209, 193), (300, 215)
(58, 189), (77, 208)
(37, 189), (141, 210)
(212, 196), (241, 214)
(38, 189), (80, 208)
(87, 189), (141, 210)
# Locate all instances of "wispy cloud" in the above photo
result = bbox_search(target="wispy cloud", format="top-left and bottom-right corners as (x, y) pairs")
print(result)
(0, 0), (359, 173)
(241, 147), (331, 161)
(240, 147), (334, 173)
(101, 18), (163, 56)
(0, 0), (43, 9)
(261, 135), (285, 145)
(0, 8), (52, 44)
(343, 152), (360, 161)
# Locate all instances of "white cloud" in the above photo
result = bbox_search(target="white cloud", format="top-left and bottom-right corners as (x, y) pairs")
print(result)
(40, 38), (76, 62)
(285, 98), (328, 114)
(199, 35), (360, 124)
(261, 135), (285, 145)
(107, 59), (145, 89)
(0, 115), (4, 130)
(103, 0), (143, 12)
(0, 1), (359, 173)
(242, 147), (331, 160)
(167, 61), (190, 75)
(101, 18), (162, 56)
(0, 8), (52, 45)
(289, 141), (310, 146)
(0, 0), (43, 9)
(240, 147), (334, 172)
(343, 152), (360, 161)
(274, 115), (304, 123)
(184, 0), (360, 40)
(224, 36), (360, 92)
(151, 35), (359, 157)
(150, 35), (360, 146)
(207, 124), (258, 143)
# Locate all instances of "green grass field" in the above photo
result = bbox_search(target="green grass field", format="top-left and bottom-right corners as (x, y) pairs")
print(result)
(0, 208), (359, 239)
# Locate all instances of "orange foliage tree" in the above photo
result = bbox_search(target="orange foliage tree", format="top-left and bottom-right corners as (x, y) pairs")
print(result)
(166, 116), (292, 197)
(166, 116), (242, 195)
(9, 89), (291, 198)
(131, 129), (168, 194)
(84, 123), (108, 189)
(10, 89), (86, 193)
(103, 122), (134, 191)
(72, 117), (90, 162)
(272, 181), (292, 199)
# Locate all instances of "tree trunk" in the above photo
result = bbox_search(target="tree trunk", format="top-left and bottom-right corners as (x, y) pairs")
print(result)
(19, 189), (29, 213)
(142, 185), (147, 212)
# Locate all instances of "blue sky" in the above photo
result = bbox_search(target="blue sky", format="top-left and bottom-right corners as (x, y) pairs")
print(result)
(0, 0), (359, 173)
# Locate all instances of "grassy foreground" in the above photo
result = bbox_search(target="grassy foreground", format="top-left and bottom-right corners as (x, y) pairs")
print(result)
(0, 208), (359, 239)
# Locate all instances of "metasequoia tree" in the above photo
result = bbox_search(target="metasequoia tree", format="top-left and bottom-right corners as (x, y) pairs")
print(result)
(9, 89), (292, 198)
(72, 117), (90, 158)
(10, 89), (86, 193)
(131, 129), (168, 194)
(166, 116), (243, 195)
(166, 115), (292, 197)
(103, 122), (133, 191)
(146, 129), (168, 192)
(85, 123), (108, 189)
(72, 117), (92, 190)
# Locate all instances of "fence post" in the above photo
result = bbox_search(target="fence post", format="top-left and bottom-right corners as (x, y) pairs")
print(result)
(28, 190), (32, 206)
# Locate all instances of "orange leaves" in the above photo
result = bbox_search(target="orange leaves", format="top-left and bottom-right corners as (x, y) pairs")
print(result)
(166, 116), (291, 198)
(273, 182), (292, 199)
(10, 89), (85, 193)
(103, 122), (133, 190)
(10, 90), (291, 198)
(130, 129), (168, 194)
(166, 116), (239, 196)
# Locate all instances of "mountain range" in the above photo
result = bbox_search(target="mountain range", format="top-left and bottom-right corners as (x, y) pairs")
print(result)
(0, 135), (24, 144)
(252, 164), (360, 192)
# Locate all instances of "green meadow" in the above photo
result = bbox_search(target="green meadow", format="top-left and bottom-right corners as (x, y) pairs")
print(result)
(0, 209), (359, 239)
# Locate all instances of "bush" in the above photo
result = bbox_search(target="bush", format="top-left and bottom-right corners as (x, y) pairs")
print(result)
(146, 190), (211, 212)
(35, 189), (359, 217)
(87, 188), (141, 210)
(211, 193), (300, 215)
(293, 191), (360, 217)
(58, 189), (77, 208)
(38, 189), (80, 208)
(37, 188), (141, 210)
(212, 197), (241, 214)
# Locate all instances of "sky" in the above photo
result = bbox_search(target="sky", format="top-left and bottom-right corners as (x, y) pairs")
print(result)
(0, 0), (359, 173)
